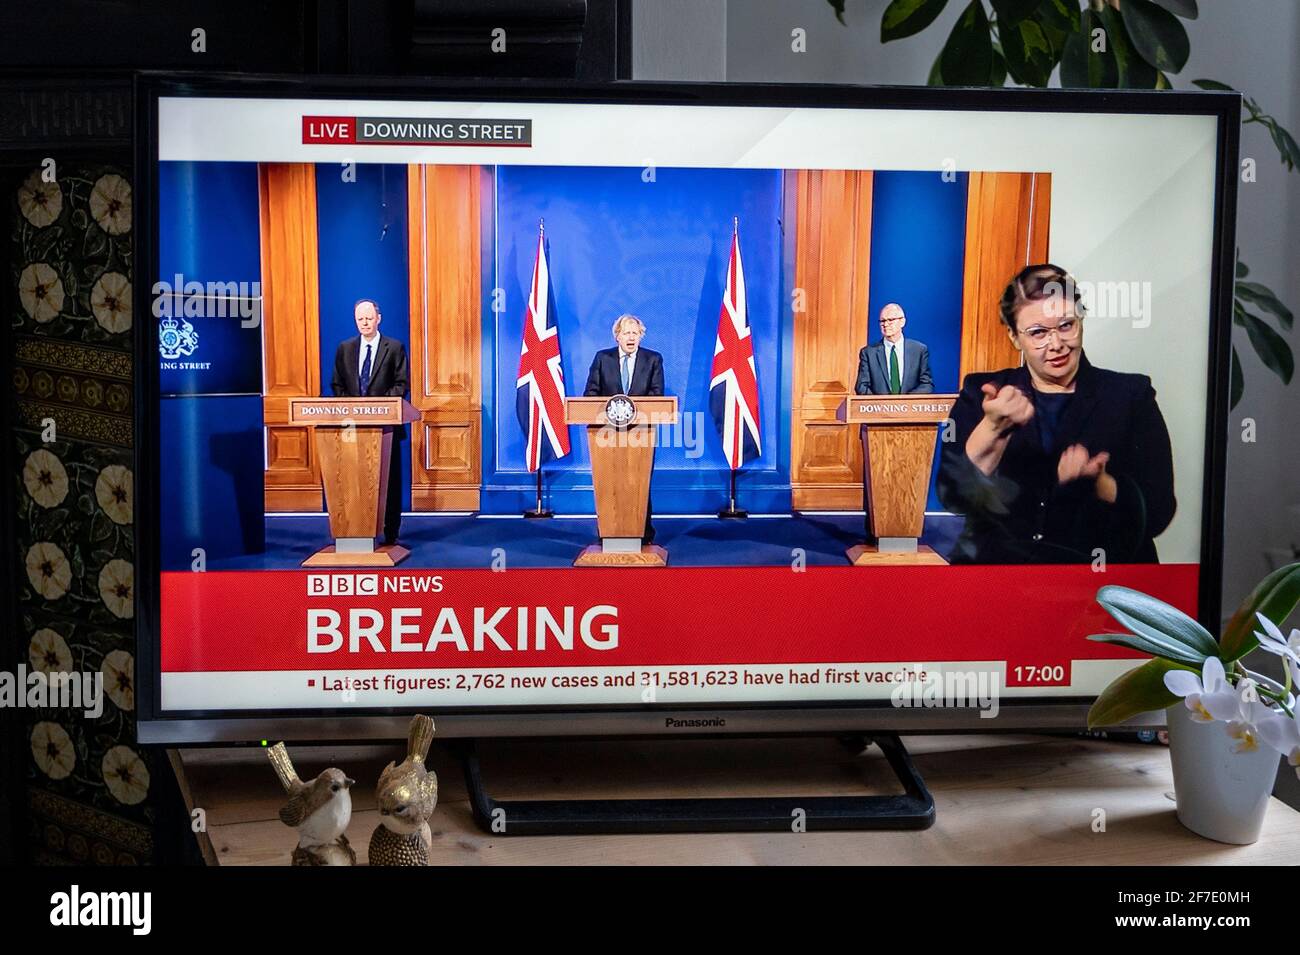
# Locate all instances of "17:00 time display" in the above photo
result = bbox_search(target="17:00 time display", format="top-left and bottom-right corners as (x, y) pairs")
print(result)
(1013, 665), (1067, 684)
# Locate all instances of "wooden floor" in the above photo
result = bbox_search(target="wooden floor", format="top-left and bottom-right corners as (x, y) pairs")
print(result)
(173, 734), (1300, 865)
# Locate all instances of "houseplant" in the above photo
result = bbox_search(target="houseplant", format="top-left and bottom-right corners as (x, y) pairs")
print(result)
(1085, 562), (1300, 843)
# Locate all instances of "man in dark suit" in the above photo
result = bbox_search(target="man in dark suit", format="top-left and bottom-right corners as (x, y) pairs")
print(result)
(854, 303), (934, 540)
(854, 303), (935, 396)
(330, 298), (409, 545)
(583, 314), (664, 543)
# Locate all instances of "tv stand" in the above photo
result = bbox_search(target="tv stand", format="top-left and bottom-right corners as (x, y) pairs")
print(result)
(457, 733), (935, 835)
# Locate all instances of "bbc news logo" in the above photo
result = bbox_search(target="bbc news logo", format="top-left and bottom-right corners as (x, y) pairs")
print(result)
(308, 573), (379, 596)
(302, 115), (532, 146)
(307, 573), (446, 596)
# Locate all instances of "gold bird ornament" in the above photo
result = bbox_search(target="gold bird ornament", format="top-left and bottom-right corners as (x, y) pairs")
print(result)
(369, 714), (438, 866)
(267, 742), (357, 866)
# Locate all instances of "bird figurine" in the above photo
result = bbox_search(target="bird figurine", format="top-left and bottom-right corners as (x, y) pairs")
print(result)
(267, 742), (357, 866)
(368, 714), (438, 866)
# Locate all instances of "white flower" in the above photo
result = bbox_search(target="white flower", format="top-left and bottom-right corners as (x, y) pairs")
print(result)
(1258, 709), (1300, 780)
(1163, 656), (1241, 723)
(25, 541), (72, 600)
(90, 271), (131, 333)
(17, 171), (62, 227)
(1254, 612), (1300, 685)
(31, 722), (76, 780)
(22, 448), (68, 508)
(94, 465), (133, 525)
(102, 745), (149, 805)
(18, 262), (64, 322)
(97, 559), (134, 619)
(89, 174), (131, 235)
(28, 628), (73, 674)
(1225, 694), (1276, 754)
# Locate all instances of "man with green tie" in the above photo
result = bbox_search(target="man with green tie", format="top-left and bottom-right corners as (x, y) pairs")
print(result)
(854, 303), (935, 397)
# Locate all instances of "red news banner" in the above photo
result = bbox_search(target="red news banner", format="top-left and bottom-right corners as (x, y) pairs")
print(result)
(160, 564), (1197, 707)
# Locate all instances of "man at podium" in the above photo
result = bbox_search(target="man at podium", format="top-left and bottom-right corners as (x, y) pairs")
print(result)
(330, 298), (409, 545)
(583, 314), (665, 543)
(854, 303), (935, 396)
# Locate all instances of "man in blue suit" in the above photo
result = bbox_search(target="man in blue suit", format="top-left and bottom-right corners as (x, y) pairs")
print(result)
(854, 303), (935, 397)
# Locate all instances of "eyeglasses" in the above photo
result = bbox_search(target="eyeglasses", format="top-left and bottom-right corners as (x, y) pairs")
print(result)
(1017, 318), (1081, 349)
(879, 316), (904, 325)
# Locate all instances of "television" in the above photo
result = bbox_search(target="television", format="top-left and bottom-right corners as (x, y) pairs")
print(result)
(134, 73), (1238, 748)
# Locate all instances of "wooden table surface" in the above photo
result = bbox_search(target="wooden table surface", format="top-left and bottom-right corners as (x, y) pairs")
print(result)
(172, 734), (1300, 865)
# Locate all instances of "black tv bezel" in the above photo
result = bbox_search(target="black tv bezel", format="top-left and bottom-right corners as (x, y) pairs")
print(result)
(133, 72), (1240, 744)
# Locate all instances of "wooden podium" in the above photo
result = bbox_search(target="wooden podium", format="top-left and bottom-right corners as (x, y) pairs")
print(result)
(565, 395), (678, 566)
(286, 396), (419, 567)
(838, 394), (958, 566)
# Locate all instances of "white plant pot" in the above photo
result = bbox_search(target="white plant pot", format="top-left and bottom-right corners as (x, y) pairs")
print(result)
(1166, 702), (1280, 844)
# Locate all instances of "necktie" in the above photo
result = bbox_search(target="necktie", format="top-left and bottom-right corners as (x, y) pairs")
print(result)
(620, 353), (631, 393)
(889, 345), (901, 394)
(360, 343), (373, 395)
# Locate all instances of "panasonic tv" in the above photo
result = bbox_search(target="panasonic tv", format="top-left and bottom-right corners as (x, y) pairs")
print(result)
(134, 74), (1238, 754)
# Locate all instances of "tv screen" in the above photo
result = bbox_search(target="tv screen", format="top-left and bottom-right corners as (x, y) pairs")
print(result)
(134, 76), (1236, 743)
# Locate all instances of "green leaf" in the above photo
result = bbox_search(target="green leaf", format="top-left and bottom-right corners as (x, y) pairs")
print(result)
(1087, 658), (1187, 729)
(1034, 0), (1080, 54)
(1121, 0), (1190, 73)
(827, 0), (847, 25)
(1099, 6), (1158, 88)
(1191, 78), (1233, 93)
(1229, 346), (1243, 411)
(1221, 562), (1300, 662)
(927, 48), (946, 85)
(1150, 0), (1198, 19)
(1235, 256), (1249, 279)
(1236, 280), (1294, 330)
(940, 0), (994, 86)
(1086, 632), (1208, 667)
(1234, 304), (1295, 384)
(1097, 584), (1220, 658)
(1002, 17), (1056, 87)
(990, 47), (1008, 86)
(1263, 116), (1300, 171)
(989, 0), (1039, 25)
(1060, 8), (1118, 88)
(881, 0), (950, 42)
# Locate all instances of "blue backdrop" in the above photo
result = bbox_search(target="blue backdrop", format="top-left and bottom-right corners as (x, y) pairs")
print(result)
(314, 163), (412, 512)
(866, 171), (969, 510)
(158, 161), (264, 567)
(486, 165), (787, 514)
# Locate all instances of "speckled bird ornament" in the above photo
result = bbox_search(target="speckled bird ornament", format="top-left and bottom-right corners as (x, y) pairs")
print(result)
(369, 714), (438, 866)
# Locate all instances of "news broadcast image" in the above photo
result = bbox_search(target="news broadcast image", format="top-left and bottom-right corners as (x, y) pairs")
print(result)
(150, 96), (1216, 719)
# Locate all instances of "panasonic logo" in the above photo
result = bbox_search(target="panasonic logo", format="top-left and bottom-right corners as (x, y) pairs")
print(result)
(664, 717), (726, 729)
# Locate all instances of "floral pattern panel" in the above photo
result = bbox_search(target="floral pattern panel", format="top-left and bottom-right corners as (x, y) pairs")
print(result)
(10, 164), (154, 865)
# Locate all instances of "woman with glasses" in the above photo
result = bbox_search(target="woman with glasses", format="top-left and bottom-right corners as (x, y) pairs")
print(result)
(937, 263), (1176, 564)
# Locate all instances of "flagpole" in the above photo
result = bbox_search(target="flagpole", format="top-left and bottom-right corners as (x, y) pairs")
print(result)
(718, 216), (748, 519)
(524, 466), (553, 519)
(718, 467), (748, 519)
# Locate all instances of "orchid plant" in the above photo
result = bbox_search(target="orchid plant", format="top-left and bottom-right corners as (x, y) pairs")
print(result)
(1086, 562), (1300, 774)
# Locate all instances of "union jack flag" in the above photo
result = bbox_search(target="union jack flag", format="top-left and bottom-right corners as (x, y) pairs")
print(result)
(515, 227), (570, 472)
(709, 226), (761, 469)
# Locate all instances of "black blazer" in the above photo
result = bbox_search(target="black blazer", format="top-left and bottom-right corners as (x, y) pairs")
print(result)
(854, 339), (935, 395)
(583, 347), (665, 397)
(330, 335), (410, 440)
(936, 354), (1176, 564)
